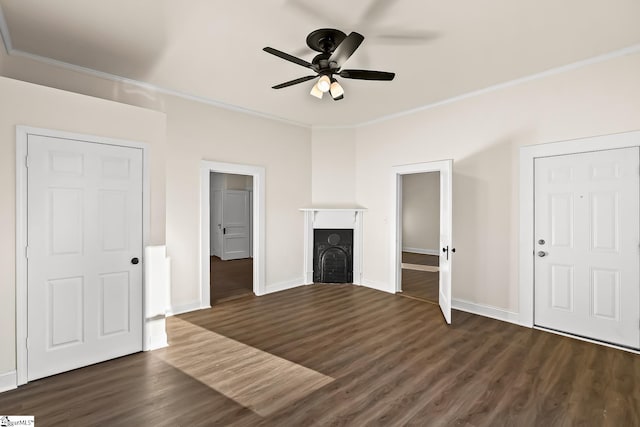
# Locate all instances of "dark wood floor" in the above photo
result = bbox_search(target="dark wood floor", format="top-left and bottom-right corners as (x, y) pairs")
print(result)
(1, 284), (639, 425)
(210, 255), (253, 305)
(402, 269), (439, 302)
(401, 252), (439, 302)
(402, 251), (439, 266)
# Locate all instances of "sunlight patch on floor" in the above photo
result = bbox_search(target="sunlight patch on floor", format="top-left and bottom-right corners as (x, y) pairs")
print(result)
(402, 262), (439, 272)
(154, 317), (334, 417)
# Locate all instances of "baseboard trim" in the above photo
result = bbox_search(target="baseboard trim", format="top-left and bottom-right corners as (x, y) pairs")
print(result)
(534, 326), (640, 355)
(166, 300), (202, 316)
(144, 317), (169, 351)
(452, 298), (524, 326)
(265, 278), (304, 294)
(361, 279), (395, 294)
(403, 247), (440, 256)
(0, 370), (17, 393)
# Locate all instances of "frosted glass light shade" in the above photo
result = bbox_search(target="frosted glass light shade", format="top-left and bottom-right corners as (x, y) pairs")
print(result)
(310, 83), (323, 99)
(317, 75), (331, 92)
(330, 81), (344, 99)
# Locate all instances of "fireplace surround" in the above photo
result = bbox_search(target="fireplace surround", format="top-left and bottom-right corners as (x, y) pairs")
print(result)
(301, 208), (365, 285)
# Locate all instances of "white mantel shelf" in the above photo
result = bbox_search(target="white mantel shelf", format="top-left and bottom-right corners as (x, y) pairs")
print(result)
(300, 207), (367, 211)
(301, 207), (365, 285)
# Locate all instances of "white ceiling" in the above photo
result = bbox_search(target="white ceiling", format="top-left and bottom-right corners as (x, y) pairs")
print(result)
(1, 0), (639, 127)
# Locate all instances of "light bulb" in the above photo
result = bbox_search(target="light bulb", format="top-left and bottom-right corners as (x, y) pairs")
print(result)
(330, 80), (344, 100)
(310, 83), (323, 99)
(317, 75), (331, 92)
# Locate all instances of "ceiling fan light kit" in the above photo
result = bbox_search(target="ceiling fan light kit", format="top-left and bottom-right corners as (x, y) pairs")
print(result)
(317, 75), (331, 92)
(264, 28), (395, 101)
(330, 79), (344, 100)
(310, 83), (324, 99)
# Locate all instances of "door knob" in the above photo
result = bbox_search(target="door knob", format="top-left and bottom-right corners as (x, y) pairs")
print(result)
(538, 239), (545, 245)
(131, 257), (139, 265)
(442, 246), (456, 260)
(537, 251), (547, 257)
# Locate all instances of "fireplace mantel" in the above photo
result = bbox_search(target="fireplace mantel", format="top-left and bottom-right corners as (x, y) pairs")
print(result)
(300, 207), (366, 285)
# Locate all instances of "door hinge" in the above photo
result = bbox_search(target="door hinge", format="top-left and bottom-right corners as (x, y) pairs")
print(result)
(26, 337), (30, 349)
(25, 155), (30, 168)
(25, 246), (29, 258)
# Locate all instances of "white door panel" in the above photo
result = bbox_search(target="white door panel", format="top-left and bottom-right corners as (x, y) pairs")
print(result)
(439, 161), (453, 324)
(222, 190), (250, 260)
(534, 147), (640, 349)
(211, 189), (222, 257)
(28, 135), (143, 381)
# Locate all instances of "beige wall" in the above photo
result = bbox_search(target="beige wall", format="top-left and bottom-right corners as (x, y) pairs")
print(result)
(355, 53), (640, 311)
(0, 76), (167, 376)
(402, 172), (440, 252)
(311, 128), (357, 206)
(165, 96), (310, 307)
(2, 39), (640, 376)
(0, 53), (312, 376)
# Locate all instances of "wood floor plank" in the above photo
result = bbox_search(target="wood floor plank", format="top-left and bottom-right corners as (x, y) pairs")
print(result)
(401, 252), (439, 302)
(1, 284), (639, 426)
(210, 255), (253, 305)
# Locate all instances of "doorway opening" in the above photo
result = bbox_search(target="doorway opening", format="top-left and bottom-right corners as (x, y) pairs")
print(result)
(210, 172), (254, 305)
(391, 160), (454, 324)
(200, 161), (266, 308)
(400, 172), (440, 304)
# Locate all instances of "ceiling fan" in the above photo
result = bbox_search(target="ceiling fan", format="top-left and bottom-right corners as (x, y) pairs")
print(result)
(263, 28), (395, 101)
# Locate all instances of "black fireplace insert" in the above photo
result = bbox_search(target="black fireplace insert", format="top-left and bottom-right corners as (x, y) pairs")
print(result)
(313, 229), (353, 283)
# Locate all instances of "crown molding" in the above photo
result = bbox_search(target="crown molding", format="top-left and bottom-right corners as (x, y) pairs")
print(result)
(0, 4), (13, 54)
(0, 5), (311, 129)
(9, 48), (312, 128)
(0, 4), (638, 130)
(354, 43), (640, 128)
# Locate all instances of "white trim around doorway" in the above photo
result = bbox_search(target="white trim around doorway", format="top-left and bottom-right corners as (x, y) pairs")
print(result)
(518, 130), (640, 328)
(200, 161), (266, 306)
(390, 160), (451, 294)
(15, 125), (151, 386)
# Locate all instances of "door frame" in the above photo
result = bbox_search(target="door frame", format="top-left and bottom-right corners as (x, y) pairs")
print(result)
(391, 160), (454, 323)
(15, 125), (150, 386)
(519, 130), (640, 328)
(200, 161), (266, 304)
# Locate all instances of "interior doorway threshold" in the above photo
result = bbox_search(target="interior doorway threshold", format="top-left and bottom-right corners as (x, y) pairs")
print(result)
(397, 292), (438, 306)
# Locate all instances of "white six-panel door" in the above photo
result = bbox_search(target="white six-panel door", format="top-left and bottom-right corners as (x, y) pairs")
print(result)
(222, 190), (251, 260)
(534, 147), (640, 348)
(27, 134), (143, 380)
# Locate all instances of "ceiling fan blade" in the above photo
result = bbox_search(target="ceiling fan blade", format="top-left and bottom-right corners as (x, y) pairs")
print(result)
(361, 0), (397, 23)
(272, 75), (317, 89)
(339, 69), (395, 80)
(287, 0), (346, 29)
(329, 32), (364, 69)
(373, 30), (440, 45)
(263, 47), (313, 69)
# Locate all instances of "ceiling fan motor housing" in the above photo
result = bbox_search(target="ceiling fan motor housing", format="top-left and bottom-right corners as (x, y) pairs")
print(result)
(306, 28), (347, 53)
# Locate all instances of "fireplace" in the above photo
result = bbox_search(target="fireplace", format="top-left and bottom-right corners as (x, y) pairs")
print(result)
(301, 208), (365, 285)
(313, 229), (353, 283)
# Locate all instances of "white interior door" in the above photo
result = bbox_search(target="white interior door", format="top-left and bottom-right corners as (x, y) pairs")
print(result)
(222, 190), (251, 260)
(211, 189), (222, 257)
(438, 160), (454, 324)
(534, 147), (640, 348)
(27, 134), (143, 381)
